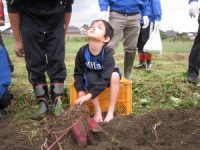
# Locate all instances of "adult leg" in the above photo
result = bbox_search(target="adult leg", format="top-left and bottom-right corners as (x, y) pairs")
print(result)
(45, 28), (66, 116)
(104, 72), (120, 122)
(123, 14), (141, 79)
(108, 12), (126, 51)
(21, 27), (49, 120)
(187, 18), (200, 84)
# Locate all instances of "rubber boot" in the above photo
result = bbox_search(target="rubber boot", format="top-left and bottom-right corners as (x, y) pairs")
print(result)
(0, 89), (13, 110)
(134, 52), (146, 69)
(32, 101), (48, 120)
(51, 83), (64, 117)
(32, 84), (49, 120)
(124, 52), (136, 80)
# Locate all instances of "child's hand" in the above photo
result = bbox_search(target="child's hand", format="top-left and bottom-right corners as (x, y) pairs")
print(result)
(75, 93), (92, 105)
(75, 97), (87, 105)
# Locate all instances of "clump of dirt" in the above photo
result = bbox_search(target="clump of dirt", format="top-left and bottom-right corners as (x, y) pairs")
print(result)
(1, 107), (200, 150)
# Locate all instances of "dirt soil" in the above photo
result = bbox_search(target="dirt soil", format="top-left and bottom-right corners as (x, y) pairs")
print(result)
(1, 107), (200, 150)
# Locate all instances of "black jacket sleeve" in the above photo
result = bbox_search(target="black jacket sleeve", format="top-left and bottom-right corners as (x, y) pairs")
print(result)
(87, 47), (115, 98)
(74, 46), (86, 92)
(7, 0), (73, 13)
(6, 0), (20, 13)
(62, 0), (74, 12)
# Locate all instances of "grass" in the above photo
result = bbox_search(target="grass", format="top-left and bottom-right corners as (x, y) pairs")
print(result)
(4, 36), (193, 54)
(3, 35), (199, 121)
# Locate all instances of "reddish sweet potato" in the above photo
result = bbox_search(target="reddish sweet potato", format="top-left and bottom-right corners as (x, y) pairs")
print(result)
(87, 117), (103, 132)
(72, 121), (88, 147)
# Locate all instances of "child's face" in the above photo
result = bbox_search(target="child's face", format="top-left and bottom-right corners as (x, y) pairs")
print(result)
(87, 21), (106, 42)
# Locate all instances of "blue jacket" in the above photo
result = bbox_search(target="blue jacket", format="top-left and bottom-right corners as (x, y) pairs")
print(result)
(142, 0), (162, 23)
(189, 0), (198, 3)
(0, 45), (11, 98)
(98, 0), (150, 16)
(140, 0), (162, 24)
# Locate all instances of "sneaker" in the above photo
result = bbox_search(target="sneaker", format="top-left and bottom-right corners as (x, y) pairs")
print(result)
(134, 63), (146, 69)
(146, 63), (152, 71)
(187, 76), (198, 85)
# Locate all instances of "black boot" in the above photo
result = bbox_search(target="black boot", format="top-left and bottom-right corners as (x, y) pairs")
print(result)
(187, 66), (199, 85)
(124, 52), (136, 80)
(0, 89), (13, 110)
(51, 83), (64, 117)
(32, 84), (49, 120)
(0, 109), (7, 120)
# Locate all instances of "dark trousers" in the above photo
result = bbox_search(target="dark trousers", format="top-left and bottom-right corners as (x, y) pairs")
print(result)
(21, 27), (66, 85)
(188, 15), (200, 78)
(137, 23), (151, 53)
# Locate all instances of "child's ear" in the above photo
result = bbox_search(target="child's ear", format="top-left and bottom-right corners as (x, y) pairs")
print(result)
(103, 36), (110, 43)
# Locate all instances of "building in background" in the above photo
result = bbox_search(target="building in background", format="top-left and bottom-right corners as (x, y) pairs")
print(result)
(66, 26), (81, 38)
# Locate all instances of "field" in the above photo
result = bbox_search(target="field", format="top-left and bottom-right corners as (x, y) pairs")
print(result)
(1, 36), (200, 150)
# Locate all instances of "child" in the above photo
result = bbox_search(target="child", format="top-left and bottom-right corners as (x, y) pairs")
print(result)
(74, 19), (121, 122)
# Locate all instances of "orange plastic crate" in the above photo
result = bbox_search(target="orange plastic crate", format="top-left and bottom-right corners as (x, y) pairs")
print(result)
(69, 77), (133, 115)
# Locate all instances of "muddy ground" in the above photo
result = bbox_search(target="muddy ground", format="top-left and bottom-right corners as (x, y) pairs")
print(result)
(1, 106), (200, 150)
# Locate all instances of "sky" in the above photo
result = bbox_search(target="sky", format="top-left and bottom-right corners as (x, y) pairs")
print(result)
(70, 0), (199, 33)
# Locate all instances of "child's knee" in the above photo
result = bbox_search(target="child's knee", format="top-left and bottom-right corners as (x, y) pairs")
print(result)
(111, 72), (120, 82)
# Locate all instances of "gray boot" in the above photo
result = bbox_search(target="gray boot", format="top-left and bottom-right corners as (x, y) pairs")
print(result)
(32, 101), (48, 120)
(124, 52), (136, 80)
(51, 83), (64, 117)
(32, 84), (49, 120)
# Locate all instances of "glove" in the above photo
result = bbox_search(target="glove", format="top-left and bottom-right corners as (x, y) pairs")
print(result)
(142, 16), (149, 29)
(154, 20), (160, 30)
(99, 11), (109, 21)
(189, 1), (199, 18)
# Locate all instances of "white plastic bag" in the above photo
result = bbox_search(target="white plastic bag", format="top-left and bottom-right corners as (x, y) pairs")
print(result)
(143, 28), (162, 54)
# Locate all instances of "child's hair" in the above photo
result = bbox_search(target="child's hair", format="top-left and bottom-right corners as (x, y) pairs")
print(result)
(90, 19), (114, 44)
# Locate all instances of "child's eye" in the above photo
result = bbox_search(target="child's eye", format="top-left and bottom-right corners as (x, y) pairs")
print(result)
(97, 26), (102, 29)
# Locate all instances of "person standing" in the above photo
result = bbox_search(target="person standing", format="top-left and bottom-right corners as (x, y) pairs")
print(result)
(7, 0), (73, 120)
(135, 0), (162, 71)
(187, 0), (200, 84)
(98, 0), (150, 80)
